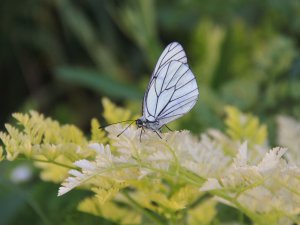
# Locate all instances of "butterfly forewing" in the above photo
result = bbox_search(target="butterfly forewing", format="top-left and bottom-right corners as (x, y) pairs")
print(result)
(152, 42), (188, 77)
(143, 60), (198, 127)
(143, 42), (189, 118)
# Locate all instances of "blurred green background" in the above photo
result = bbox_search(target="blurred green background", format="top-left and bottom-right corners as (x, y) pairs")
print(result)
(1, 0), (300, 224)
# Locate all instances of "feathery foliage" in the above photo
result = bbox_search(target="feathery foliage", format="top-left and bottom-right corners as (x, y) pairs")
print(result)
(1, 99), (300, 225)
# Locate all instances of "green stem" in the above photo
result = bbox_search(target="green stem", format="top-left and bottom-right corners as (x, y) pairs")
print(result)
(142, 164), (204, 186)
(178, 168), (206, 185)
(17, 157), (77, 169)
(276, 178), (300, 196)
(234, 179), (265, 199)
(24, 194), (54, 225)
(122, 191), (167, 225)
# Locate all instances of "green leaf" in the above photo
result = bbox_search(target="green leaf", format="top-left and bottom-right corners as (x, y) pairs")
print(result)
(54, 0), (124, 80)
(54, 67), (142, 100)
(220, 78), (259, 110)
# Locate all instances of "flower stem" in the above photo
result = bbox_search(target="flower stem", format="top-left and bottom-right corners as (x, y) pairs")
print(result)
(17, 157), (77, 169)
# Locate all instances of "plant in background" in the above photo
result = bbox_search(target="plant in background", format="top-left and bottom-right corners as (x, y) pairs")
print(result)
(1, 98), (299, 225)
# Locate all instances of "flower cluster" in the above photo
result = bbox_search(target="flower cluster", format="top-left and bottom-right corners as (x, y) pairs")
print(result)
(1, 99), (300, 225)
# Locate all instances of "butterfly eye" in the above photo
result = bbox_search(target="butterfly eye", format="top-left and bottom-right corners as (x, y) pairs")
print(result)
(136, 119), (143, 128)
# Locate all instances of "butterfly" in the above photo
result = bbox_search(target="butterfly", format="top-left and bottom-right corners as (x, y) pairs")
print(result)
(134, 42), (199, 138)
(103, 42), (199, 139)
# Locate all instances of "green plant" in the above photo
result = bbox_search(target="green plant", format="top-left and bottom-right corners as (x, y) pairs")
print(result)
(1, 99), (299, 225)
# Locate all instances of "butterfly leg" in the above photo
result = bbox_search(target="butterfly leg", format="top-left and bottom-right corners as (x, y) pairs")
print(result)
(164, 125), (173, 131)
(139, 128), (144, 142)
(154, 130), (162, 139)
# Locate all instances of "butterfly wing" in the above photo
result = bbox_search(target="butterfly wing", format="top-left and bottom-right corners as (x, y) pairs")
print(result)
(143, 60), (199, 127)
(152, 42), (188, 77)
(142, 42), (189, 118)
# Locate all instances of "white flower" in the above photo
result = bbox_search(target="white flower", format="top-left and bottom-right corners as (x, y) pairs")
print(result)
(10, 164), (32, 183)
(257, 147), (287, 174)
(58, 143), (126, 196)
(179, 133), (231, 178)
(200, 178), (222, 191)
(200, 142), (300, 220)
(57, 124), (300, 223)
(277, 116), (300, 166)
(233, 141), (248, 167)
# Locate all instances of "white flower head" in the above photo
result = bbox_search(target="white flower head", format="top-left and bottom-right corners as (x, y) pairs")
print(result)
(10, 164), (33, 183)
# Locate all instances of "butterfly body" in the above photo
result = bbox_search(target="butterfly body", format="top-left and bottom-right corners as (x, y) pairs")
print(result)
(136, 117), (160, 131)
(137, 42), (199, 133)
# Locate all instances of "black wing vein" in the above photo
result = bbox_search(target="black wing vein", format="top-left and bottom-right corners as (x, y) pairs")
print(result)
(159, 96), (198, 118)
(142, 42), (198, 126)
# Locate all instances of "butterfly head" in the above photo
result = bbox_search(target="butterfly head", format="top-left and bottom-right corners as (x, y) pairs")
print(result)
(136, 119), (144, 128)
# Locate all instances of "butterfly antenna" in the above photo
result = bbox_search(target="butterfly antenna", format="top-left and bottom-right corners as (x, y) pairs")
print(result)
(99, 120), (135, 129)
(117, 120), (136, 137)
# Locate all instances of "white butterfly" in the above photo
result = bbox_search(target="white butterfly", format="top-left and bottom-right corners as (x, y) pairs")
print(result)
(136, 42), (199, 134)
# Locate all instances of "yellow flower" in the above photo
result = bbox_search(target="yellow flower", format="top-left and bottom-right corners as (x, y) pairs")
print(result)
(1, 99), (300, 224)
